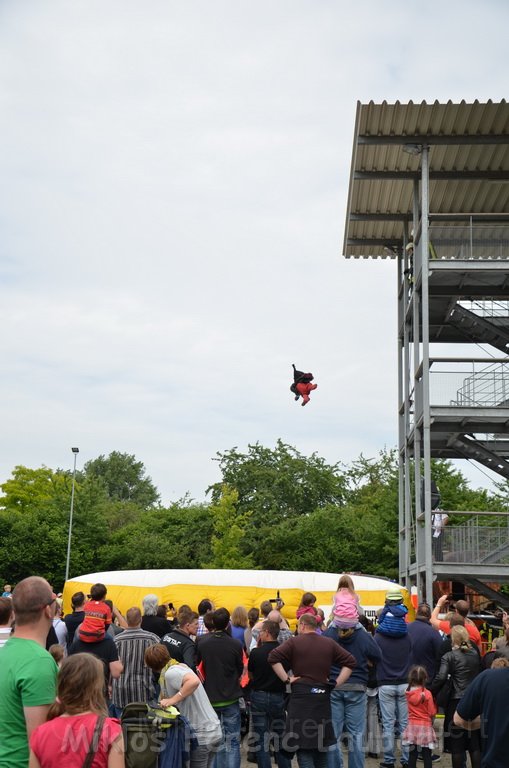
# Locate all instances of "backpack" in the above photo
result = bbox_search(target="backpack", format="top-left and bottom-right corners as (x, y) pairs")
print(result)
(121, 702), (177, 768)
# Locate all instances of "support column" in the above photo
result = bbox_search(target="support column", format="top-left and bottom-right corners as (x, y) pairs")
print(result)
(420, 145), (434, 604)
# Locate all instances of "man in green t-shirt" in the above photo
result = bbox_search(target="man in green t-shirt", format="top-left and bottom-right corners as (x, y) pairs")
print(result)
(0, 576), (58, 768)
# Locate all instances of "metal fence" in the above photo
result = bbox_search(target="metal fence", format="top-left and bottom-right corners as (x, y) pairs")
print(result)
(429, 362), (509, 407)
(437, 516), (509, 564)
(429, 223), (509, 260)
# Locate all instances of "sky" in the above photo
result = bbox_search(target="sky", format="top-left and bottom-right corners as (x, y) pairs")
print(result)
(0, 1), (508, 504)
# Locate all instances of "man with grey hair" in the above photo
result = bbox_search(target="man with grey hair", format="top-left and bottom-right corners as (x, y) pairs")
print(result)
(111, 606), (160, 718)
(141, 593), (175, 638)
(0, 576), (58, 767)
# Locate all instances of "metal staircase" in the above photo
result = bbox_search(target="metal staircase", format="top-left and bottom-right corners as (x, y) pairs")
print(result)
(447, 434), (509, 481)
(462, 578), (509, 611)
(449, 303), (509, 353)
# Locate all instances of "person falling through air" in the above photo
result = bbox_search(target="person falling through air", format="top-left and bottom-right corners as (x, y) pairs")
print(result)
(290, 363), (317, 406)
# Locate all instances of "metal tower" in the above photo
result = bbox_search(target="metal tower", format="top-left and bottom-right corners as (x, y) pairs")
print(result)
(343, 101), (509, 604)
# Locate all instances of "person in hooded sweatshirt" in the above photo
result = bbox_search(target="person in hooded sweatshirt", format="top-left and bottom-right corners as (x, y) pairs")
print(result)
(323, 621), (382, 768)
(402, 665), (437, 768)
(376, 588), (408, 638)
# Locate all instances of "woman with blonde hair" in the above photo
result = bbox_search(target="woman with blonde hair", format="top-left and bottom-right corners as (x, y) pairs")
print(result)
(29, 653), (124, 767)
(431, 625), (481, 768)
(230, 605), (249, 646)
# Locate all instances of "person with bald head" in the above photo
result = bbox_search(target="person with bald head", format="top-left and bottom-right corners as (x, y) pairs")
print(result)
(267, 610), (293, 643)
(249, 601), (274, 651)
(111, 605), (160, 718)
(431, 595), (482, 648)
(0, 576), (58, 767)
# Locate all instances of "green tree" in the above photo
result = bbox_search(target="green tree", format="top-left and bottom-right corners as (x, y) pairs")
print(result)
(209, 441), (346, 520)
(208, 440), (347, 560)
(83, 451), (159, 508)
(0, 466), (59, 512)
(256, 450), (400, 576)
(0, 464), (113, 587)
(205, 485), (255, 569)
(98, 501), (213, 570)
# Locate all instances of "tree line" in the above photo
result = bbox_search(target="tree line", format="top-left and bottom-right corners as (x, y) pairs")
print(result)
(0, 442), (505, 591)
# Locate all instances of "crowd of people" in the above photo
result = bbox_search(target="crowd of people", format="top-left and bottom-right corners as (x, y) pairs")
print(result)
(1, 576), (509, 768)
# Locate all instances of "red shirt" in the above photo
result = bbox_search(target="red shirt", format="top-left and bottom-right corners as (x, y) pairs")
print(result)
(79, 600), (112, 642)
(30, 713), (121, 768)
(437, 619), (482, 648)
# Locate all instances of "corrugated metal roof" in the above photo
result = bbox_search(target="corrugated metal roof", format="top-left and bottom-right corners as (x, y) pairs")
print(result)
(343, 100), (509, 258)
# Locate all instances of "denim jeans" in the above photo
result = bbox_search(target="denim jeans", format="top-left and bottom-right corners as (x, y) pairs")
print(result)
(191, 743), (217, 768)
(250, 690), (291, 768)
(212, 701), (241, 768)
(378, 684), (409, 765)
(326, 689), (367, 768)
(297, 749), (329, 768)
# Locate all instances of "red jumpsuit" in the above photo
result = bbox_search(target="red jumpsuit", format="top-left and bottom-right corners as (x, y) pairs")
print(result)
(296, 381), (318, 406)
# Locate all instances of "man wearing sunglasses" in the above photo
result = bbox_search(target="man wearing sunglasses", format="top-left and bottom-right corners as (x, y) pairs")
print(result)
(0, 576), (58, 768)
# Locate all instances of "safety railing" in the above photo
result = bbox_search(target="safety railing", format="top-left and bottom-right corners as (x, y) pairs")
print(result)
(427, 360), (509, 407)
(434, 512), (509, 565)
(428, 223), (509, 260)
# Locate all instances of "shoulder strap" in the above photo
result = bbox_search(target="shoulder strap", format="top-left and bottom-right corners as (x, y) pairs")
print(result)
(82, 715), (105, 768)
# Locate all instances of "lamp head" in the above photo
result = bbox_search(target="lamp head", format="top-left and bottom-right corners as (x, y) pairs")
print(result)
(402, 143), (423, 156)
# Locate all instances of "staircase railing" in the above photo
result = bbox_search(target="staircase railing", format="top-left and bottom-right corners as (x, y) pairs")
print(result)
(434, 511), (509, 565)
(458, 300), (509, 318)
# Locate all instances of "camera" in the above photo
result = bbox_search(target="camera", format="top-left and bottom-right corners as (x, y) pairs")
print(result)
(269, 591), (284, 610)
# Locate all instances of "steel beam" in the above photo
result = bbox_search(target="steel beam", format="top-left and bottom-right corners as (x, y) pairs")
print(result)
(357, 134), (509, 146)
(355, 170), (509, 181)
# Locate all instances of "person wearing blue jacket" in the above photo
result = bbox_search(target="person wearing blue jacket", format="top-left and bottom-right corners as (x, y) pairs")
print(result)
(376, 589), (408, 638)
(324, 623), (382, 768)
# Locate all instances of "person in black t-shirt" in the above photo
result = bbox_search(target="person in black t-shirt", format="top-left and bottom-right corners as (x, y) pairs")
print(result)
(162, 609), (198, 672)
(248, 620), (290, 768)
(63, 591), (86, 650)
(196, 608), (244, 768)
(69, 634), (123, 691)
(455, 667), (509, 768)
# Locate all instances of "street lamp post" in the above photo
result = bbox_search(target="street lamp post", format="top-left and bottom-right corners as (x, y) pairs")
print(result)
(65, 447), (79, 583)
